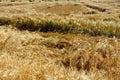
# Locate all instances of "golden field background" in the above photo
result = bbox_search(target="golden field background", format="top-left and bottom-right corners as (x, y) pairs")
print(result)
(0, 0), (120, 80)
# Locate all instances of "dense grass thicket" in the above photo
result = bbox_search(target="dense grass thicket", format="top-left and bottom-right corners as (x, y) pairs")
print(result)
(0, 14), (120, 38)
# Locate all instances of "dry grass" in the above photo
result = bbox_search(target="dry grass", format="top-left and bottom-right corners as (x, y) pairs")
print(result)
(0, 26), (120, 80)
(0, 0), (120, 80)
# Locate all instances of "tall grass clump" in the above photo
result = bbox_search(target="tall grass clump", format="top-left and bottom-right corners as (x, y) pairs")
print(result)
(12, 17), (37, 31)
(0, 15), (120, 38)
(61, 39), (120, 80)
(0, 17), (11, 26)
(77, 20), (120, 38)
(37, 20), (77, 33)
(0, 16), (77, 33)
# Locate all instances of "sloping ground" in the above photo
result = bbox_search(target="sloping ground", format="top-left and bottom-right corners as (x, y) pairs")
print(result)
(0, 1), (120, 80)
(36, 3), (89, 14)
(0, 0), (120, 14)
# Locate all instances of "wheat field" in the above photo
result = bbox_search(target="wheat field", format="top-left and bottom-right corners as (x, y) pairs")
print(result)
(0, 0), (120, 80)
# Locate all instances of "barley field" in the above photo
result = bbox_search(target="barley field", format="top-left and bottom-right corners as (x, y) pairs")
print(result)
(0, 0), (120, 80)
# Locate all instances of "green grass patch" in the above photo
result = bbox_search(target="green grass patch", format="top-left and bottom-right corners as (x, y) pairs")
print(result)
(0, 16), (120, 38)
